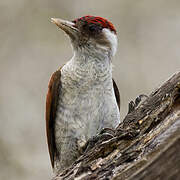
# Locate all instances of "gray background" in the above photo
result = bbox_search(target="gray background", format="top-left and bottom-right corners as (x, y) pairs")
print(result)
(0, 0), (180, 179)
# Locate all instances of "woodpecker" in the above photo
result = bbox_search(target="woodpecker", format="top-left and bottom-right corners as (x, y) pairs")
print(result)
(46, 15), (121, 173)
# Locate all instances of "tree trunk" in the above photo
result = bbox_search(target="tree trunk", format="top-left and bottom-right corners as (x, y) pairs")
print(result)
(53, 72), (180, 180)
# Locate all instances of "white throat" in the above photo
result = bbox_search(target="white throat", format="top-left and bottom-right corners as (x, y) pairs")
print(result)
(61, 28), (118, 88)
(62, 49), (113, 86)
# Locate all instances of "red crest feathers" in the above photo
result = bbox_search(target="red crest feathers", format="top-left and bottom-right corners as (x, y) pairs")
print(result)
(73, 15), (116, 34)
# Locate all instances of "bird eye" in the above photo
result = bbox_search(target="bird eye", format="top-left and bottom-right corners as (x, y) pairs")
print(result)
(88, 24), (102, 34)
(89, 24), (96, 32)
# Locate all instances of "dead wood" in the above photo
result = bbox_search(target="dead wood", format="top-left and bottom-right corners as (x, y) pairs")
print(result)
(53, 72), (180, 180)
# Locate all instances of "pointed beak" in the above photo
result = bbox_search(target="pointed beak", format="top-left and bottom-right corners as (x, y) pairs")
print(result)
(51, 18), (79, 40)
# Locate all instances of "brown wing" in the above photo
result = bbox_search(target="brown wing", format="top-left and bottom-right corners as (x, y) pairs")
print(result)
(46, 69), (62, 168)
(113, 79), (120, 110)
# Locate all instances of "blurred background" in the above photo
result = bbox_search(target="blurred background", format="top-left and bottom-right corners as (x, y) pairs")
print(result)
(0, 0), (180, 179)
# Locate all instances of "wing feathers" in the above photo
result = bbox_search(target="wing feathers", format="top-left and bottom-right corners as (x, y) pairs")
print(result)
(113, 79), (120, 110)
(46, 69), (62, 168)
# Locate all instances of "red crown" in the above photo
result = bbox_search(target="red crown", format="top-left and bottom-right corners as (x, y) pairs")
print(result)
(73, 15), (116, 34)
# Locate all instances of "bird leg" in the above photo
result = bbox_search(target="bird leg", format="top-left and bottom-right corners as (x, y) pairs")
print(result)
(128, 94), (148, 114)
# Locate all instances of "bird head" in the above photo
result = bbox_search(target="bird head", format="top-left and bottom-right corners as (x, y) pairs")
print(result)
(51, 15), (118, 57)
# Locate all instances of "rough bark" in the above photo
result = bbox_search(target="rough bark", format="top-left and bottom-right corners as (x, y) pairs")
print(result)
(53, 72), (180, 180)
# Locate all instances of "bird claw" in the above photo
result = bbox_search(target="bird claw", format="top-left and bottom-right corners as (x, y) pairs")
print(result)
(128, 94), (148, 114)
(99, 127), (116, 136)
(82, 128), (115, 153)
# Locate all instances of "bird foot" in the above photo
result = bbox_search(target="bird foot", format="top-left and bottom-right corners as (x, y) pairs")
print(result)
(82, 128), (115, 153)
(128, 94), (148, 114)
